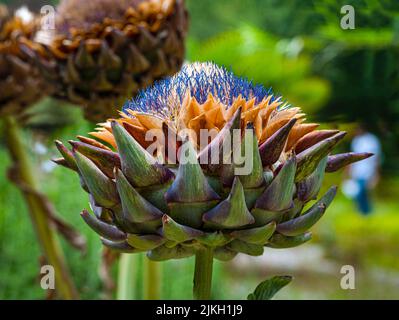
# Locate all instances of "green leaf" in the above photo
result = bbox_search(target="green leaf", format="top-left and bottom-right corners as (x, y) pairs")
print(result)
(247, 275), (292, 300)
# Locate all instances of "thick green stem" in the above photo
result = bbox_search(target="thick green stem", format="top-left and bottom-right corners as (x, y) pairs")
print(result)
(117, 253), (138, 300)
(144, 258), (161, 300)
(3, 116), (78, 300)
(193, 247), (214, 300)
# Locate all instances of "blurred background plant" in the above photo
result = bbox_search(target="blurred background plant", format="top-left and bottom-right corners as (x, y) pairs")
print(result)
(0, 1), (85, 299)
(0, 0), (398, 299)
(0, 0), (188, 300)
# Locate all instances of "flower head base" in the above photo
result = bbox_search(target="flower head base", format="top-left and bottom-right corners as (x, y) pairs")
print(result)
(56, 62), (372, 261)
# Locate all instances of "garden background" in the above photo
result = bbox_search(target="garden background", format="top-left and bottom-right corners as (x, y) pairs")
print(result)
(0, 0), (398, 299)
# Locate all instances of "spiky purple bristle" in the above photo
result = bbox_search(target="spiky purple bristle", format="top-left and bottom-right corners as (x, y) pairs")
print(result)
(123, 62), (279, 118)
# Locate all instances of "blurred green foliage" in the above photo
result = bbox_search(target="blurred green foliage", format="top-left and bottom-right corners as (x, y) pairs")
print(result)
(186, 0), (399, 172)
(188, 25), (331, 113)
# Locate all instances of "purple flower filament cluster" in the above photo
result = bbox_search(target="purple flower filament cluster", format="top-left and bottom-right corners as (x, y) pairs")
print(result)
(123, 62), (280, 119)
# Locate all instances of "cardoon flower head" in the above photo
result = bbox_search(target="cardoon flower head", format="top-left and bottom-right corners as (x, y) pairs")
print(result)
(0, 6), (48, 117)
(55, 62), (372, 266)
(27, 0), (188, 122)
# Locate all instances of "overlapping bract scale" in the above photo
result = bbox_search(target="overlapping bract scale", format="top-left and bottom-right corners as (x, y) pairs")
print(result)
(25, 0), (188, 122)
(0, 6), (48, 117)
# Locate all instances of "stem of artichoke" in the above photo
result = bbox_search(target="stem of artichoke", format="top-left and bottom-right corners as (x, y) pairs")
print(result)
(117, 253), (138, 299)
(193, 247), (214, 300)
(3, 116), (78, 300)
(144, 258), (161, 300)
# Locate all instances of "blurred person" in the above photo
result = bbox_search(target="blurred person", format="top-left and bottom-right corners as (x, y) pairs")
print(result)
(348, 124), (381, 215)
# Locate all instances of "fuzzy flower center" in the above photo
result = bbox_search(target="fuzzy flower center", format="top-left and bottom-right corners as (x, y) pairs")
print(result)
(124, 62), (279, 121)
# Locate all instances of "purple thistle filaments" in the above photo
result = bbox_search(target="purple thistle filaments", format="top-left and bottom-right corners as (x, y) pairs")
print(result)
(123, 62), (280, 119)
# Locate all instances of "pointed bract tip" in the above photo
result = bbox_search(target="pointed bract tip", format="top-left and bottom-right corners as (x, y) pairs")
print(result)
(326, 152), (374, 173)
(68, 140), (79, 149)
(55, 140), (78, 171)
(259, 118), (297, 166)
(162, 214), (170, 224)
(80, 209), (89, 217)
(55, 140), (63, 147)
(295, 131), (347, 181)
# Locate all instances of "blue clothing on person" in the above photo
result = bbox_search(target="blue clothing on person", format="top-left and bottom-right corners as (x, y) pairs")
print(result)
(350, 132), (380, 215)
(355, 179), (371, 214)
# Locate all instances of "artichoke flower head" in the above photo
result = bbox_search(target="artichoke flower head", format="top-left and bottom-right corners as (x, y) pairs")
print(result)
(28, 0), (188, 122)
(56, 62), (372, 261)
(0, 6), (47, 117)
